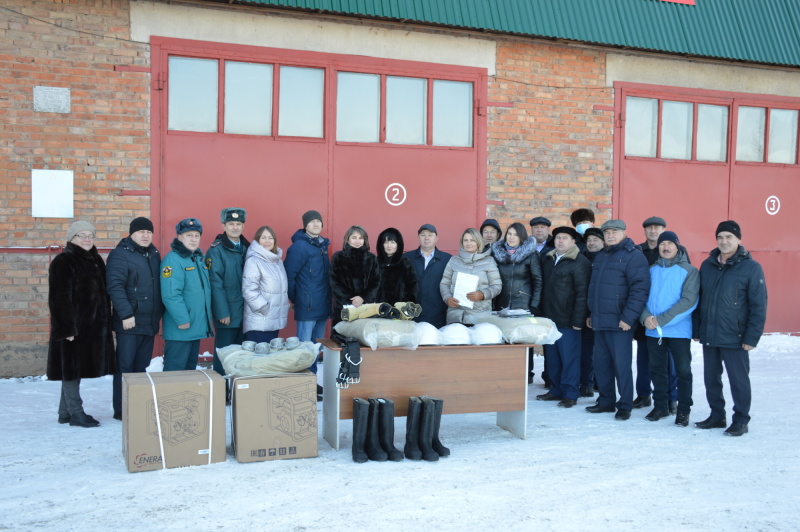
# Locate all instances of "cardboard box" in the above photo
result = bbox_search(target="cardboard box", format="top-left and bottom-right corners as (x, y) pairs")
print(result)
(122, 369), (226, 473)
(231, 373), (318, 463)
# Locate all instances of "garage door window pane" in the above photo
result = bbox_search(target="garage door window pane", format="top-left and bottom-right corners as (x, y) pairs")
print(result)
(768, 109), (798, 164)
(279, 66), (324, 138)
(736, 106), (766, 162)
(433, 80), (472, 147)
(224, 61), (272, 136)
(625, 97), (657, 157)
(336, 72), (379, 143)
(168, 57), (218, 132)
(660, 101), (692, 160)
(386, 76), (427, 145)
(697, 104), (728, 162)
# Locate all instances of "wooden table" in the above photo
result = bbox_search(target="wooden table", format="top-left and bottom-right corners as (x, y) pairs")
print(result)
(320, 338), (530, 450)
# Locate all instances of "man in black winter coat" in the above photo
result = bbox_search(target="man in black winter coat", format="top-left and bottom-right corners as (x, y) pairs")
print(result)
(106, 217), (163, 420)
(537, 227), (591, 408)
(694, 221), (767, 437)
(403, 224), (451, 329)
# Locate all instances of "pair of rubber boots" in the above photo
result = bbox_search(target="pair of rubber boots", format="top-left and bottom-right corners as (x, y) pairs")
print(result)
(352, 397), (404, 463)
(341, 302), (422, 322)
(405, 396), (450, 461)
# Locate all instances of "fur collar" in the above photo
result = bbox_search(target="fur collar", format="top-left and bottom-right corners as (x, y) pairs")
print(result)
(546, 243), (581, 261)
(491, 236), (538, 264)
(170, 238), (204, 259)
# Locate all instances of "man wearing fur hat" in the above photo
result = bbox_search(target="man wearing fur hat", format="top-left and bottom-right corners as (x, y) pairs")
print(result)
(694, 221), (767, 437)
(161, 218), (214, 371)
(206, 208), (249, 378)
(106, 217), (163, 420)
(284, 210), (332, 375)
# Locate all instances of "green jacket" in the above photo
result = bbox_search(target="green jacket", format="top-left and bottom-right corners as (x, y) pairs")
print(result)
(160, 239), (214, 341)
(206, 233), (250, 328)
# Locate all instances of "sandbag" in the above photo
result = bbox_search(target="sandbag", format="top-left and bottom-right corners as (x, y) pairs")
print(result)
(469, 322), (504, 345)
(440, 323), (471, 345)
(474, 315), (562, 345)
(416, 322), (443, 346)
(217, 342), (319, 378)
(333, 318), (420, 350)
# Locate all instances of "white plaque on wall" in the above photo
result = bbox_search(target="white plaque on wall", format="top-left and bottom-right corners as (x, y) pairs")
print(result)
(33, 86), (71, 114)
(31, 169), (73, 218)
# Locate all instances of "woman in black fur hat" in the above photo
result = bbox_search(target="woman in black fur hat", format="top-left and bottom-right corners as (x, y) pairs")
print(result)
(375, 227), (418, 305)
(329, 225), (380, 326)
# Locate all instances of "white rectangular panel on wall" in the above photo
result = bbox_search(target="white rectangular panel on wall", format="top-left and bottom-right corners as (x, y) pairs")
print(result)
(31, 169), (73, 218)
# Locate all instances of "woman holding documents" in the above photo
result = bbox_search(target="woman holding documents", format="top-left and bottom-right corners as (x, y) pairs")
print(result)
(439, 228), (502, 324)
(490, 222), (542, 315)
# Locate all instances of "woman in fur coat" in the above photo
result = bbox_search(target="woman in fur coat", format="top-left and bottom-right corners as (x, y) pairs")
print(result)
(376, 227), (418, 304)
(329, 225), (380, 326)
(47, 221), (115, 428)
(491, 222), (543, 315)
(440, 228), (502, 325)
(242, 225), (290, 343)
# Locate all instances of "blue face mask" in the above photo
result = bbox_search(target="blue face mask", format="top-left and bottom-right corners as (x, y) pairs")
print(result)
(576, 223), (591, 235)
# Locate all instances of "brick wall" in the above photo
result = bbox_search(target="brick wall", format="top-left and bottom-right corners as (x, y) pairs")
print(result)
(486, 40), (614, 230)
(0, 0), (151, 376)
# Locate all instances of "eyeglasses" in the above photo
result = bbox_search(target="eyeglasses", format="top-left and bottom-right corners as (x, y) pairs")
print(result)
(75, 233), (95, 240)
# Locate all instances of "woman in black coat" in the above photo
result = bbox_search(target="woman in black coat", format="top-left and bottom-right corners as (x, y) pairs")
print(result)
(47, 221), (115, 428)
(376, 228), (418, 304)
(491, 222), (543, 314)
(329, 225), (380, 326)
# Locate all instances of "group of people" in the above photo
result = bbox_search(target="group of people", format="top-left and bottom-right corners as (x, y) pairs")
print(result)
(47, 207), (767, 438)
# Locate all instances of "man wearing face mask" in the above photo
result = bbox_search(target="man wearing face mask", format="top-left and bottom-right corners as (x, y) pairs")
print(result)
(570, 208), (595, 254)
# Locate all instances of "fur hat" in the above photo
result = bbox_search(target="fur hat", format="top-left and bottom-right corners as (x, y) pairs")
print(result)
(221, 208), (246, 224)
(716, 220), (741, 240)
(570, 208), (595, 226)
(129, 217), (153, 235)
(552, 226), (579, 241)
(176, 218), (203, 235)
(66, 221), (95, 243)
(302, 210), (323, 228)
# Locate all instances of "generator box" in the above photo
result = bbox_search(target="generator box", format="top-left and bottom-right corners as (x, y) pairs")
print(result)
(122, 369), (226, 473)
(231, 373), (318, 463)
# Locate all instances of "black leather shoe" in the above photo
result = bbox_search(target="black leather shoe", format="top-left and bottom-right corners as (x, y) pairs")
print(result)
(675, 413), (690, 427)
(615, 409), (631, 421)
(632, 396), (652, 409)
(580, 387), (594, 397)
(669, 401), (677, 415)
(557, 398), (576, 408)
(645, 408), (670, 422)
(536, 393), (561, 401)
(58, 415), (70, 424)
(543, 379), (554, 389)
(724, 422), (749, 437)
(113, 412), (122, 421)
(69, 412), (100, 428)
(586, 404), (615, 414)
(695, 416), (727, 429)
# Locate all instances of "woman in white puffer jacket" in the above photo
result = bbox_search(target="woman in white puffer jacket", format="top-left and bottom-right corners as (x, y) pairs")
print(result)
(242, 226), (290, 343)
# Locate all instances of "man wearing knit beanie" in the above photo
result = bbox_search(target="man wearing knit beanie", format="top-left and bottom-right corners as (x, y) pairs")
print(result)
(694, 220), (767, 437)
(106, 216), (162, 420)
(284, 210), (331, 399)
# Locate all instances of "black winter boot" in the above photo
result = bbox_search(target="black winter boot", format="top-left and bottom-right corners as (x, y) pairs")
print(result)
(404, 397), (423, 460)
(366, 398), (388, 461)
(377, 399), (404, 461)
(69, 412), (99, 428)
(352, 398), (369, 463)
(420, 395), (450, 457)
(419, 397), (440, 461)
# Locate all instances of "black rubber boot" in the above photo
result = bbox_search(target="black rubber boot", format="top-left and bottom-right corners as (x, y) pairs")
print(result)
(378, 398), (404, 461)
(352, 398), (369, 463)
(419, 397), (440, 461)
(366, 398), (388, 461)
(425, 396), (450, 457)
(404, 397), (423, 460)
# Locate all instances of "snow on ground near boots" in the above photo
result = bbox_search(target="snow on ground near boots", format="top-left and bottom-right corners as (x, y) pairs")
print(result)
(1, 335), (798, 531)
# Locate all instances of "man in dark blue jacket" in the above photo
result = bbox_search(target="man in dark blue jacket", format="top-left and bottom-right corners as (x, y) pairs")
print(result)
(106, 217), (162, 420)
(403, 224), (451, 329)
(585, 219), (650, 420)
(694, 221), (767, 437)
(284, 210), (331, 376)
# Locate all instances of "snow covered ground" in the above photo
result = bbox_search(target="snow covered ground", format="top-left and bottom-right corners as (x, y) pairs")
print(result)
(1, 335), (798, 531)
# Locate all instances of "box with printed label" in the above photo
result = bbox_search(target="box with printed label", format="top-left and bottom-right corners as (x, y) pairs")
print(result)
(231, 373), (318, 463)
(122, 369), (226, 473)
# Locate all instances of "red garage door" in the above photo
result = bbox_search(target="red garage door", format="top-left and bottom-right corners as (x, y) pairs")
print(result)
(616, 82), (800, 333)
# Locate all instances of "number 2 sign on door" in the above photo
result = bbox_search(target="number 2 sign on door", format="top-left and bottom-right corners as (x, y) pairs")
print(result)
(385, 183), (407, 206)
